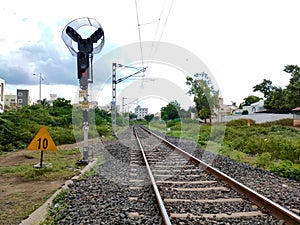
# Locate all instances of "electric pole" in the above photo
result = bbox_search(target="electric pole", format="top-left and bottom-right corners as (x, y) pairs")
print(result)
(33, 73), (43, 102)
(111, 63), (147, 135)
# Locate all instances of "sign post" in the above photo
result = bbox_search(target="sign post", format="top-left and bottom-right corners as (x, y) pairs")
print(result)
(27, 125), (57, 168)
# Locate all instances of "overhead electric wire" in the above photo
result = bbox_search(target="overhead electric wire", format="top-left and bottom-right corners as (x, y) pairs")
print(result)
(154, 0), (174, 53)
(134, 0), (145, 76)
(149, 0), (166, 58)
(147, 0), (174, 77)
(145, 0), (166, 77)
(133, 0), (174, 85)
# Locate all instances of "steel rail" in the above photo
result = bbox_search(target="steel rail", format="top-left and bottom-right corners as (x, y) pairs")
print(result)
(133, 126), (172, 225)
(140, 125), (300, 225)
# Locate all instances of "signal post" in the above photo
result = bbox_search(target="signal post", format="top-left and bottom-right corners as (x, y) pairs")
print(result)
(62, 18), (105, 162)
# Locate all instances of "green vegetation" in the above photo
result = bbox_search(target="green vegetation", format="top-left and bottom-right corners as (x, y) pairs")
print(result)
(42, 189), (69, 225)
(161, 101), (181, 121)
(149, 118), (300, 181)
(253, 64), (300, 110)
(186, 72), (219, 123)
(0, 148), (82, 225)
(239, 95), (262, 109)
(0, 98), (112, 153)
(0, 149), (82, 181)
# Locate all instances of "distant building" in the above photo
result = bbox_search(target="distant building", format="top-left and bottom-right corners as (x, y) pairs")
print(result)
(154, 111), (161, 120)
(0, 78), (4, 113)
(90, 101), (98, 109)
(5, 94), (17, 109)
(191, 112), (197, 120)
(17, 89), (29, 107)
(292, 107), (300, 127)
(134, 105), (148, 119)
(218, 98), (238, 119)
(98, 104), (111, 112)
(242, 100), (264, 114)
(47, 94), (57, 106)
(49, 94), (57, 101)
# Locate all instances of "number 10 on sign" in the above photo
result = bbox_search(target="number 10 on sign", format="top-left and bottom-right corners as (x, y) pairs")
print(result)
(27, 126), (57, 168)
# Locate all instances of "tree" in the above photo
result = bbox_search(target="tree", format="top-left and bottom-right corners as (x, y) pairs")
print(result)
(40, 98), (50, 108)
(253, 79), (274, 98)
(52, 98), (72, 108)
(161, 101), (180, 120)
(283, 65), (300, 108)
(144, 114), (154, 122)
(186, 72), (219, 123)
(265, 87), (288, 109)
(253, 65), (300, 110)
(240, 95), (261, 107)
(129, 112), (137, 120)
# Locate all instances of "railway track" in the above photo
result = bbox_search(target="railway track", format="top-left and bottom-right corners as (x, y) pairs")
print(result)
(132, 125), (300, 225)
(51, 125), (300, 224)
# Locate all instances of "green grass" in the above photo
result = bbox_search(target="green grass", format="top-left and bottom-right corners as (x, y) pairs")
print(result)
(42, 189), (69, 225)
(0, 148), (84, 225)
(0, 149), (82, 181)
(149, 118), (300, 181)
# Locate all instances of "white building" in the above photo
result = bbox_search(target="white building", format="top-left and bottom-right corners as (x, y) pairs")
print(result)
(5, 94), (17, 109)
(98, 104), (111, 111)
(49, 94), (57, 101)
(134, 105), (148, 119)
(242, 100), (265, 114)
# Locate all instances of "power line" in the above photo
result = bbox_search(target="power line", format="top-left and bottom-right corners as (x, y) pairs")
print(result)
(133, 0), (174, 84)
(155, 0), (174, 53)
(149, 0), (166, 58)
(146, 0), (174, 77)
(134, 0), (145, 75)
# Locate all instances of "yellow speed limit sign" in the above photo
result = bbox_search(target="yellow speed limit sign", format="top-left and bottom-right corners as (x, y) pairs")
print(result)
(27, 126), (57, 151)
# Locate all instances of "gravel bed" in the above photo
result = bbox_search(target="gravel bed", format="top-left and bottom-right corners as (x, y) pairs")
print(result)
(166, 201), (261, 214)
(161, 188), (242, 200)
(171, 215), (281, 225)
(52, 127), (161, 224)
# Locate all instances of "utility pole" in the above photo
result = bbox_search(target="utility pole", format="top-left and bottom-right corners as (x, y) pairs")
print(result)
(111, 63), (147, 135)
(33, 73), (43, 102)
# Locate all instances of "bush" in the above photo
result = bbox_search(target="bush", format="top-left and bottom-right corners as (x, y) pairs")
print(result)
(166, 120), (176, 128)
(270, 160), (300, 181)
(226, 119), (255, 126)
(50, 127), (76, 145)
(268, 119), (293, 126)
(254, 152), (272, 169)
(244, 134), (300, 163)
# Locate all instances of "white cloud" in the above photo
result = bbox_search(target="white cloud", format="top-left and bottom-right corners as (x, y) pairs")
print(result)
(1, 0), (300, 107)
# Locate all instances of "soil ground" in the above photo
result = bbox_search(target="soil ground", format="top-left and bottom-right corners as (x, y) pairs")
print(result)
(0, 143), (80, 225)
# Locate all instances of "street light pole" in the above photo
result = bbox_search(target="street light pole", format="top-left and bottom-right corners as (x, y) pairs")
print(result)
(33, 73), (43, 102)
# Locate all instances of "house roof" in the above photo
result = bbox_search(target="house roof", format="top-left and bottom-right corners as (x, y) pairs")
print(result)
(292, 107), (300, 111)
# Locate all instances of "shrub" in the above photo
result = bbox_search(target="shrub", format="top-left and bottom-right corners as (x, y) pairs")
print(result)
(255, 152), (272, 169)
(226, 119), (255, 126)
(166, 120), (176, 128)
(270, 160), (300, 181)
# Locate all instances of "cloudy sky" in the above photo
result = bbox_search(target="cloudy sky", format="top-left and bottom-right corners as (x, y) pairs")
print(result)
(1, 0), (300, 111)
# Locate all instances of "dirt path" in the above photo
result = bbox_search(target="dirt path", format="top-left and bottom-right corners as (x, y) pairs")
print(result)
(0, 143), (81, 224)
